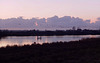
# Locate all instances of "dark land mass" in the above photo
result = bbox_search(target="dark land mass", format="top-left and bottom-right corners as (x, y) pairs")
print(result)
(0, 29), (100, 37)
(0, 38), (100, 63)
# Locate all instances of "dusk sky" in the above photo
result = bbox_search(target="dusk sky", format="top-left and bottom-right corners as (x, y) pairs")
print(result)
(0, 0), (100, 22)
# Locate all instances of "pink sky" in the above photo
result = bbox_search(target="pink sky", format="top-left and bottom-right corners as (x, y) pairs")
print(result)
(0, 0), (100, 22)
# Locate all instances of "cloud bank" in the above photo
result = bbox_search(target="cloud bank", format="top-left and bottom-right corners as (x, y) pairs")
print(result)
(0, 16), (99, 30)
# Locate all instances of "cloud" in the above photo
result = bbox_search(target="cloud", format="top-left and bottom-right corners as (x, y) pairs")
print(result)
(0, 16), (99, 30)
(97, 17), (100, 21)
(92, 17), (100, 29)
(46, 16), (91, 29)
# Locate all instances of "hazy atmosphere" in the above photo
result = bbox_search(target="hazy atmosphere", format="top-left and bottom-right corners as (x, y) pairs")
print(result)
(0, 0), (100, 22)
(0, 0), (100, 30)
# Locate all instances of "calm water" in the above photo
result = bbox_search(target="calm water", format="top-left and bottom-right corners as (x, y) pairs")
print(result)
(0, 35), (100, 47)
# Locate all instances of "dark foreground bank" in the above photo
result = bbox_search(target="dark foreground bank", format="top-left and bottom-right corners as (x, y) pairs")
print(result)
(0, 38), (100, 63)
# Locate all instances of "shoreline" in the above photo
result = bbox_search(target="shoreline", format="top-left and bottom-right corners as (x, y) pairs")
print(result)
(1, 29), (100, 36)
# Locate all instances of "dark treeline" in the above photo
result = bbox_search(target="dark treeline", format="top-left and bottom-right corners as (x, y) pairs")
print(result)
(0, 38), (100, 63)
(1, 29), (100, 36)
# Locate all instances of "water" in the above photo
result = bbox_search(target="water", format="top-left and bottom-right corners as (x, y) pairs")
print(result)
(0, 35), (100, 47)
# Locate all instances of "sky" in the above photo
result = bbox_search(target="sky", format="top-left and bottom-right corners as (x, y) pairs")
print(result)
(0, 0), (100, 22)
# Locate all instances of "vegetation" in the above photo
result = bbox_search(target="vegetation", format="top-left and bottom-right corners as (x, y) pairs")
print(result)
(0, 38), (100, 63)
(1, 29), (100, 36)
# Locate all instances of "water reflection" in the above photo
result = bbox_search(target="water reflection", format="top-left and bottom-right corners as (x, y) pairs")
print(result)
(0, 35), (100, 47)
